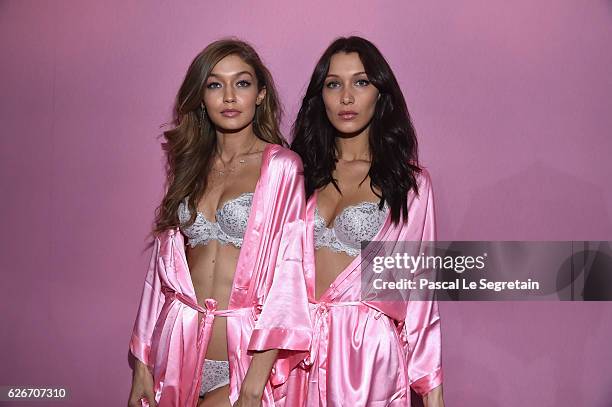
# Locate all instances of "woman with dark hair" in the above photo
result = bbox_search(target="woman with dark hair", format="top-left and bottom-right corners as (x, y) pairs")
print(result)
(291, 36), (444, 406)
(127, 39), (311, 407)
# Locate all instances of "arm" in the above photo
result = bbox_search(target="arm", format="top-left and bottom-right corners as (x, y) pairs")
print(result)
(129, 236), (165, 365)
(128, 237), (164, 407)
(234, 349), (279, 407)
(404, 298), (443, 399)
(403, 171), (444, 401)
(245, 154), (312, 392)
(128, 359), (158, 407)
(422, 385), (444, 407)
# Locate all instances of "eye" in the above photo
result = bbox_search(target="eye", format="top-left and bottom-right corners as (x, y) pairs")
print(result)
(355, 79), (370, 87)
(206, 81), (221, 89)
(236, 80), (252, 88)
(325, 81), (341, 89)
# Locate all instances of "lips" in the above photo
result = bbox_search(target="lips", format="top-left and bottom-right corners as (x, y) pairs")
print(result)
(338, 110), (358, 120)
(221, 109), (241, 118)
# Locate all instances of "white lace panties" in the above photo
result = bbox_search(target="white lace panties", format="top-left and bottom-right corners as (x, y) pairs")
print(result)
(199, 359), (230, 396)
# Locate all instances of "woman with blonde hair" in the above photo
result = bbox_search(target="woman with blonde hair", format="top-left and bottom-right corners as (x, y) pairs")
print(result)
(128, 39), (311, 407)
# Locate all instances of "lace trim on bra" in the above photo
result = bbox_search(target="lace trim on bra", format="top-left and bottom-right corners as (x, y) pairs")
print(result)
(178, 192), (253, 248)
(314, 201), (388, 257)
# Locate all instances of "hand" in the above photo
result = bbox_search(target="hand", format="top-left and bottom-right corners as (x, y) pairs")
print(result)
(127, 359), (157, 407)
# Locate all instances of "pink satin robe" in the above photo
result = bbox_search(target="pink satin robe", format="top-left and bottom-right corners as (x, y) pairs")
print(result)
(288, 169), (443, 407)
(129, 145), (312, 407)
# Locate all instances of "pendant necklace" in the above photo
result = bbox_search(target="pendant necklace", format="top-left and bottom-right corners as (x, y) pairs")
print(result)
(214, 138), (258, 177)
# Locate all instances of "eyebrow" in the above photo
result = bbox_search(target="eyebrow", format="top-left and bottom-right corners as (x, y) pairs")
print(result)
(325, 71), (368, 79)
(207, 71), (254, 79)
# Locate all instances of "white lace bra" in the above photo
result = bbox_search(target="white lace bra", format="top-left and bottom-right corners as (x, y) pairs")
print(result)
(178, 193), (253, 248)
(314, 201), (388, 257)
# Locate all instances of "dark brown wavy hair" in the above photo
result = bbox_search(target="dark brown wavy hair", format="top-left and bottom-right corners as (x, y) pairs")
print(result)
(153, 39), (285, 234)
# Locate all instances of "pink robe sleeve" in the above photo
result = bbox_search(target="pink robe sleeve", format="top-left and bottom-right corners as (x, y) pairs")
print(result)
(402, 170), (443, 396)
(247, 153), (312, 386)
(129, 236), (165, 368)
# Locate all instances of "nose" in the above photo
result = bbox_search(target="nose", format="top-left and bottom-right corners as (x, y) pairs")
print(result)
(340, 88), (354, 105)
(223, 87), (236, 103)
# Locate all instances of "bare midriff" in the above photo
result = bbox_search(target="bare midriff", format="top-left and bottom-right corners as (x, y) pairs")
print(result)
(185, 148), (264, 361)
(187, 242), (240, 360)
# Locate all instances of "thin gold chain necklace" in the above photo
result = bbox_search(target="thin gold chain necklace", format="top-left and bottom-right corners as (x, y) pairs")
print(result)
(213, 137), (258, 177)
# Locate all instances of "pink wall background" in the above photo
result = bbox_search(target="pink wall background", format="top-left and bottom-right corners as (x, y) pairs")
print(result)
(1, 1), (611, 406)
